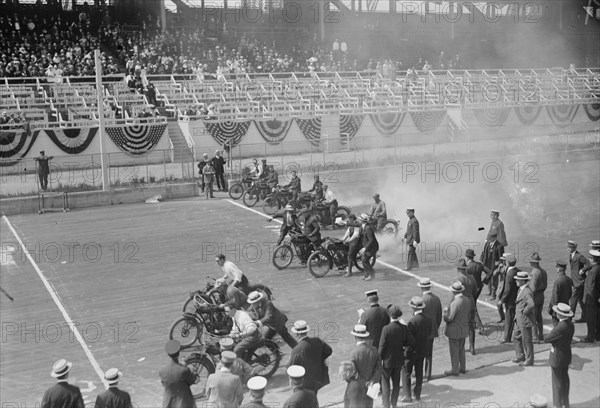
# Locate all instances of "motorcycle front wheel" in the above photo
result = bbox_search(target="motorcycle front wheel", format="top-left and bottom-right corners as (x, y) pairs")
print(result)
(307, 250), (333, 278)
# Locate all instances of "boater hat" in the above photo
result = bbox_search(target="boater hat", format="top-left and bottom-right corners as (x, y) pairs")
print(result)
(514, 271), (531, 280)
(417, 278), (432, 288)
(104, 368), (122, 385)
(50, 359), (72, 377)
(450, 281), (464, 292)
(351, 324), (369, 338)
(247, 291), (264, 304)
(408, 296), (425, 309)
(552, 303), (574, 317)
(589, 249), (600, 258)
(530, 252), (542, 263)
(291, 320), (309, 334)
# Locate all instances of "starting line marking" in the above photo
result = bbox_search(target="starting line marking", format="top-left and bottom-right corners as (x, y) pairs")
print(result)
(1, 215), (109, 389)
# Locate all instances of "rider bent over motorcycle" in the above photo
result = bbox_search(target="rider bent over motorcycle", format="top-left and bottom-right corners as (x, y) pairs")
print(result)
(297, 208), (322, 263)
(269, 204), (301, 246)
(370, 193), (387, 232)
(224, 305), (261, 358)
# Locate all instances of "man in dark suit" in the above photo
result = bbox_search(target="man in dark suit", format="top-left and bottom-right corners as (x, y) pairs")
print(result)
(465, 248), (488, 301)
(359, 289), (390, 349)
(287, 320), (332, 395)
(487, 210), (508, 247)
(545, 303), (575, 408)
(582, 249), (600, 342)
(283, 366), (319, 408)
(480, 232), (505, 298)
(494, 253), (510, 323)
(94, 368), (132, 408)
(567, 240), (591, 322)
(403, 208), (420, 271)
(499, 255), (519, 343)
(548, 260), (573, 326)
(529, 252), (548, 343)
(443, 281), (472, 376)
(247, 291), (297, 349)
(456, 259), (478, 354)
(418, 278), (442, 381)
(41, 359), (85, 408)
(211, 149), (227, 192)
(349, 324), (383, 408)
(513, 272), (536, 366)
(402, 297), (432, 403)
(197, 153), (210, 193)
(268, 204), (301, 246)
(358, 213), (379, 280)
(379, 304), (414, 408)
(159, 340), (196, 408)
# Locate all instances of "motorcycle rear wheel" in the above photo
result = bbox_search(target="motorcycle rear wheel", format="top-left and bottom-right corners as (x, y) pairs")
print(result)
(272, 244), (294, 270)
(228, 183), (245, 200)
(242, 191), (260, 207)
(185, 354), (216, 399)
(262, 197), (280, 215)
(307, 250), (332, 278)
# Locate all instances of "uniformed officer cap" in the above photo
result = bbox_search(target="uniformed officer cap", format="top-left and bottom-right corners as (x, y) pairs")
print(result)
(221, 351), (237, 364)
(219, 337), (234, 349)
(490, 210), (500, 215)
(287, 365), (305, 378)
(365, 289), (378, 297)
(556, 260), (567, 268)
(248, 376), (267, 391)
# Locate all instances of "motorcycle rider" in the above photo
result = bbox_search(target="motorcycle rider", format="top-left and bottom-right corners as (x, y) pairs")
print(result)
(268, 204), (301, 246)
(267, 165), (279, 189)
(309, 175), (324, 201)
(297, 208), (321, 264)
(322, 185), (339, 229)
(216, 254), (250, 293)
(369, 194), (387, 232)
(259, 159), (270, 180)
(282, 170), (302, 203)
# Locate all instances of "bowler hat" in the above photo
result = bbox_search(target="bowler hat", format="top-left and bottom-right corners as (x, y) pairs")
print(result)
(408, 296), (425, 309)
(465, 248), (475, 258)
(450, 281), (464, 292)
(530, 252), (542, 263)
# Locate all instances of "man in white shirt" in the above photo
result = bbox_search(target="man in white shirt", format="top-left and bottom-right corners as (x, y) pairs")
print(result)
(216, 253), (249, 293)
(322, 185), (338, 228)
(225, 305), (261, 357)
(369, 194), (387, 232)
(342, 214), (361, 277)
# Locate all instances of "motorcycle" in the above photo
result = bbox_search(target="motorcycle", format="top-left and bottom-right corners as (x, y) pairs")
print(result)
(272, 231), (321, 270)
(228, 177), (255, 200)
(242, 179), (272, 207)
(306, 237), (375, 278)
(367, 215), (401, 237)
(310, 201), (351, 228)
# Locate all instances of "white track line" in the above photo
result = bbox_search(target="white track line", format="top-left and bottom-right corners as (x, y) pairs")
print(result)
(226, 199), (554, 332)
(2, 215), (109, 389)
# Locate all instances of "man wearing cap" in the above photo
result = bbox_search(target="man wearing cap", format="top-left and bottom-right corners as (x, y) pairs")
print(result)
(282, 170), (302, 203)
(267, 165), (279, 189)
(225, 305), (261, 358)
(403, 208), (420, 271)
(465, 248), (489, 301)
(35, 150), (54, 191)
(211, 150), (227, 192)
(349, 324), (383, 408)
(268, 204), (301, 246)
(283, 365), (319, 408)
(582, 249), (600, 342)
(379, 304), (414, 408)
(94, 368), (132, 408)
(216, 338), (255, 383)
(513, 271), (535, 366)
(369, 194), (387, 232)
(481, 232), (504, 299)
(206, 351), (244, 408)
(358, 213), (379, 280)
(259, 159), (269, 180)
(202, 158), (216, 199)
(242, 376), (268, 408)
(359, 290), (390, 349)
(159, 340), (196, 407)
(456, 259), (478, 354)
(529, 252), (548, 342)
(499, 255), (520, 343)
(443, 281), (472, 376)
(247, 291), (297, 349)
(299, 207), (322, 262)
(288, 320), (333, 395)
(567, 240), (590, 322)
(197, 153), (210, 193)
(544, 303), (575, 408)
(308, 175), (324, 201)
(342, 214), (361, 277)
(403, 297), (432, 402)
(41, 359), (85, 408)
(548, 261), (573, 326)
(212, 278), (248, 310)
(418, 278), (442, 381)
(487, 210), (508, 247)
(321, 185), (339, 228)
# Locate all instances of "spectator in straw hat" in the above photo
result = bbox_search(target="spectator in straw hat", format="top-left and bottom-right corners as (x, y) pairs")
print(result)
(242, 376), (268, 408)
(247, 290), (297, 349)
(582, 249), (600, 342)
(41, 359), (84, 408)
(348, 324), (382, 408)
(545, 303), (575, 408)
(288, 320), (333, 395)
(206, 351), (244, 408)
(548, 260), (573, 326)
(402, 296), (432, 403)
(159, 340), (196, 407)
(443, 281), (472, 376)
(529, 252), (548, 343)
(216, 338), (255, 384)
(283, 365), (318, 408)
(94, 368), (131, 408)
(513, 271), (535, 366)
(567, 240), (590, 322)
(418, 278), (442, 381)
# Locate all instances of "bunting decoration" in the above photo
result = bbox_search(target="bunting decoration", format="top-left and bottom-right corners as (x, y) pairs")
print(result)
(254, 119), (293, 144)
(44, 127), (98, 154)
(546, 105), (579, 127)
(106, 124), (167, 155)
(583, 102), (600, 122)
(0, 126), (37, 159)
(472, 107), (511, 127)
(296, 117), (322, 146)
(339, 114), (364, 141)
(410, 111), (446, 133)
(204, 121), (250, 147)
(369, 113), (404, 135)
(514, 106), (543, 125)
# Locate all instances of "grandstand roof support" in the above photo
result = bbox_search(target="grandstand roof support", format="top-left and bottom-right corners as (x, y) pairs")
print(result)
(94, 50), (110, 191)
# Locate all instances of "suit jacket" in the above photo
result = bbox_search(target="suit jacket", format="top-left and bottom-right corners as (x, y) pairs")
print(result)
(273, 209), (300, 230)
(500, 267), (520, 306)
(496, 264), (507, 298)
(407, 313), (432, 359)
(480, 240), (504, 272)
(361, 223), (379, 253)
(404, 216), (420, 243)
(466, 260), (486, 290)
(159, 359), (197, 408)
(515, 285), (536, 328)
(457, 272), (477, 308)
(545, 319), (574, 368)
(41, 382), (85, 408)
(487, 219), (508, 247)
(211, 156), (226, 173)
(350, 343), (383, 385)
(569, 251), (590, 287)
(282, 387), (319, 408)
(94, 387), (132, 408)
(529, 266), (548, 305)
(549, 274), (573, 308)
(358, 304), (390, 349)
(422, 291), (442, 338)
(206, 369), (244, 408)
(251, 298), (288, 328)
(583, 263), (600, 305)
(443, 295), (471, 339)
(288, 337), (332, 391)
(284, 176), (302, 192)
(379, 320), (414, 368)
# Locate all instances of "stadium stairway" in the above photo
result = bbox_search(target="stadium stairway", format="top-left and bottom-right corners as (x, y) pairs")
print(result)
(167, 121), (194, 163)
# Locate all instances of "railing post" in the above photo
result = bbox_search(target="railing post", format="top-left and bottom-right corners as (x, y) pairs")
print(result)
(145, 152), (149, 184)
(181, 149), (185, 181)
(163, 150), (167, 185)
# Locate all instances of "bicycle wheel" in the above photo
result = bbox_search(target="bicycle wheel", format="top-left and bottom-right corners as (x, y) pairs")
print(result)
(307, 250), (332, 278)
(169, 316), (201, 348)
(182, 293), (213, 313)
(262, 197), (280, 215)
(242, 191), (260, 207)
(245, 339), (281, 379)
(354, 249), (376, 272)
(185, 354), (216, 399)
(381, 220), (399, 237)
(272, 244), (294, 270)
(228, 183), (245, 200)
